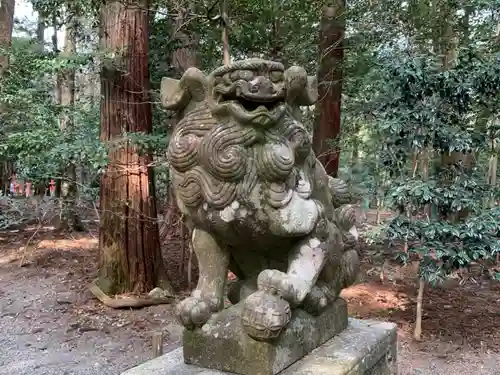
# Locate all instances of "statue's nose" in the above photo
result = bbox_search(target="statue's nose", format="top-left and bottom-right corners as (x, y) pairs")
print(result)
(248, 77), (274, 95)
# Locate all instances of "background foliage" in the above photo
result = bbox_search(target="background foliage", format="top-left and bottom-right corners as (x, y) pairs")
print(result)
(0, 0), (499, 288)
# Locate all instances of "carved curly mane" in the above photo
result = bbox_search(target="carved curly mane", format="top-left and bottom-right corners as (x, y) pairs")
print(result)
(169, 102), (315, 211)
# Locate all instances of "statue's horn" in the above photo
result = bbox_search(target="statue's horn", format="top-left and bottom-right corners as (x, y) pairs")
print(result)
(160, 67), (208, 110)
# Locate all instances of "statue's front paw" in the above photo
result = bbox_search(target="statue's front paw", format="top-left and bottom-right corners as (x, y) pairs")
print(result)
(175, 297), (213, 329)
(257, 269), (308, 306)
(241, 290), (291, 341)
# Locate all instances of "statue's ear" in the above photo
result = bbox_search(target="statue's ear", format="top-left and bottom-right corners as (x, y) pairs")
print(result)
(160, 67), (208, 111)
(284, 66), (318, 107)
(161, 77), (188, 110)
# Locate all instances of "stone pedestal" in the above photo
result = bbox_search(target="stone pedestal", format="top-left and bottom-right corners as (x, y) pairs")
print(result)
(121, 319), (397, 375)
(183, 298), (348, 375)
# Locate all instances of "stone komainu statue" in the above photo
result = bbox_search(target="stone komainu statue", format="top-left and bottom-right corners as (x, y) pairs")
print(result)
(161, 59), (360, 341)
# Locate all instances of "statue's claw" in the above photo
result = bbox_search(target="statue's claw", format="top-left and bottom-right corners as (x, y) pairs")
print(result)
(257, 269), (309, 306)
(175, 296), (216, 329)
(257, 270), (329, 316)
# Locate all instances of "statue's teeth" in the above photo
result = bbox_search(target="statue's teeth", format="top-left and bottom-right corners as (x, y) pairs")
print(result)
(236, 87), (242, 97)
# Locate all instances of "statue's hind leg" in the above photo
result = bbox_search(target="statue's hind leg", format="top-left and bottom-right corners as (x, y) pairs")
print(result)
(302, 204), (361, 314)
(302, 222), (360, 315)
(176, 227), (229, 329)
(302, 246), (360, 315)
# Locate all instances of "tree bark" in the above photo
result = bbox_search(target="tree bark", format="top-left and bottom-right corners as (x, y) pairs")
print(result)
(170, 0), (198, 78)
(221, 0), (230, 65)
(414, 277), (425, 341)
(0, 0), (14, 75)
(0, 0), (15, 191)
(268, 0), (287, 67)
(313, 1), (345, 177)
(36, 11), (46, 52)
(164, 0), (199, 288)
(98, 0), (172, 295)
(57, 13), (84, 231)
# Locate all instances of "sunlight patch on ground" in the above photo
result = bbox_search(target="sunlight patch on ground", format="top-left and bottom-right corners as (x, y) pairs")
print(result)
(37, 237), (98, 250)
(0, 253), (20, 265)
(341, 283), (410, 317)
(0, 232), (98, 267)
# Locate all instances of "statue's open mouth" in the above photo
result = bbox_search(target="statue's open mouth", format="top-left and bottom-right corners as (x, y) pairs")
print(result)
(213, 79), (285, 112)
(211, 80), (286, 125)
(218, 92), (283, 114)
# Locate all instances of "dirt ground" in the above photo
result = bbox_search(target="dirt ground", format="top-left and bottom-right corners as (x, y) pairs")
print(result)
(1, 212), (500, 374)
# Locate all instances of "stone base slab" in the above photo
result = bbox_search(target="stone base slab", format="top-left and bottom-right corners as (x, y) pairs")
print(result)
(182, 298), (348, 375)
(121, 319), (397, 375)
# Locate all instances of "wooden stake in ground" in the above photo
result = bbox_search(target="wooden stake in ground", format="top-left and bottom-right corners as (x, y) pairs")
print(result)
(152, 331), (164, 357)
(95, 0), (173, 300)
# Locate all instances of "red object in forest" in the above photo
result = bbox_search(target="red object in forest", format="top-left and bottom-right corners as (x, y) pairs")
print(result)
(49, 179), (55, 192)
(25, 182), (31, 197)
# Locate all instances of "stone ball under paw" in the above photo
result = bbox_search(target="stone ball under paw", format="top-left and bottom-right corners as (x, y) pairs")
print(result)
(241, 290), (291, 341)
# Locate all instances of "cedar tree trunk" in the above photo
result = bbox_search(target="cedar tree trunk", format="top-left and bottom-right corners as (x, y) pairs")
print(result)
(313, 1), (345, 177)
(98, 0), (171, 295)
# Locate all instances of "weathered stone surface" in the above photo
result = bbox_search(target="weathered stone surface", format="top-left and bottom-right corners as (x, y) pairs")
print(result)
(183, 298), (348, 375)
(161, 59), (361, 342)
(282, 319), (397, 375)
(120, 319), (397, 375)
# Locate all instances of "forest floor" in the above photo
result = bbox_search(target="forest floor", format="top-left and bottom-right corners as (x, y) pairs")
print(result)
(0, 206), (500, 374)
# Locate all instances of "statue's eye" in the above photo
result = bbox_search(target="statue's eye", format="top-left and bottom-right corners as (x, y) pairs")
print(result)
(270, 70), (283, 82)
(239, 70), (254, 80)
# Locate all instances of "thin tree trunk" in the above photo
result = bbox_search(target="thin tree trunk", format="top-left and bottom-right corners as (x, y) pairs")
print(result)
(36, 12), (45, 52)
(221, 0), (230, 65)
(170, 1), (198, 78)
(414, 277), (425, 340)
(0, 0), (15, 190)
(489, 20), (500, 209)
(267, 0), (285, 66)
(313, 1), (345, 177)
(350, 124), (360, 169)
(0, 0), (14, 75)
(52, 13), (64, 198)
(436, 2), (472, 222)
(421, 149), (431, 218)
(98, 0), (172, 295)
(165, 0), (199, 288)
(57, 14), (83, 231)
